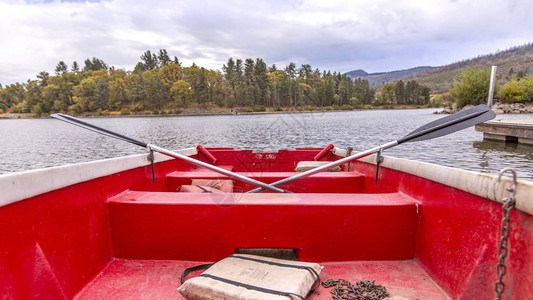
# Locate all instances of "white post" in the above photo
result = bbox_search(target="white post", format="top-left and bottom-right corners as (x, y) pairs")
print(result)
(487, 66), (497, 107)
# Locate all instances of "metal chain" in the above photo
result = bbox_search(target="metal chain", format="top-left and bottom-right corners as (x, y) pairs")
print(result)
(494, 168), (517, 300)
(322, 279), (389, 300)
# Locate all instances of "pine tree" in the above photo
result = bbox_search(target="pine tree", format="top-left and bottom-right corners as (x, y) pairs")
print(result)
(284, 62), (297, 108)
(285, 62), (296, 79)
(299, 64), (312, 83)
(405, 80), (417, 104)
(394, 80), (406, 105)
(235, 59), (244, 106)
(243, 58), (255, 105)
(71, 61), (80, 73)
(37, 71), (49, 87)
(194, 68), (209, 109)
(158, 49), (171, 67)
(254, 58), (269, 106)
(173, 56), (181, 66)
(55, 61), (68, 75)
(140, 50), (158, 70)
(223, 58), (236, 103)
(83, 57), (108, 71)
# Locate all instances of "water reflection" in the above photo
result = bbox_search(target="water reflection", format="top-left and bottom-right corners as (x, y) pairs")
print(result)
(473, 140), (532, 153)
(472, 140), (533, 179)
(473, 140), (533, 162)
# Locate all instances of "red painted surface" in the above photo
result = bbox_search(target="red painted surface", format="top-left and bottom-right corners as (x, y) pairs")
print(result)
(0, 180), (112, 299)
(74, 259), (203, 299)
(196, 145), (217, 164)
(107, 191), (419, 261)
(351, 160), (533, 300)
(1, 148), (532, 299)
(0, 158), (190, 299)
(75, 259), (448, 299)
(313, 144), (335, 161)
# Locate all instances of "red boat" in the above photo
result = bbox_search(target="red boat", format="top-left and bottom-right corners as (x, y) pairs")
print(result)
(1, 108), (532, 299)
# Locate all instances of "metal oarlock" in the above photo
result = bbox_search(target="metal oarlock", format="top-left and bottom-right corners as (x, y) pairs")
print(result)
(374, 150), (384, 184)
(147, 147), (155, 183)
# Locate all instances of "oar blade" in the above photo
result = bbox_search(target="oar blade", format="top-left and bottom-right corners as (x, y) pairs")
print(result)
(401, 104), (495, 143)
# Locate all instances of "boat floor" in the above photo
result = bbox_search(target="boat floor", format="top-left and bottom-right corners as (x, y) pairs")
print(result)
(75, 259), (450, 299)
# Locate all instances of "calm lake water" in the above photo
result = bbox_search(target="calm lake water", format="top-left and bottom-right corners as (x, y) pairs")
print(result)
(1, 109), (532, 180)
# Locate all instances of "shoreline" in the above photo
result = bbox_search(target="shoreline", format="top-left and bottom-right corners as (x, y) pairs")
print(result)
(437, 102), (533, 114)
(3, 103), (532, 120)
(0, 105), (436, 120)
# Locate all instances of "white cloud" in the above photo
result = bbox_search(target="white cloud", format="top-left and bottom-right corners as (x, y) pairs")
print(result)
(0, 0), (532, 85)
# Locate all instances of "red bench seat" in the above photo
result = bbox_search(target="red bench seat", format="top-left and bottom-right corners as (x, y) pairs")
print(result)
(166, 170), (366, 193)
(107, 191), (419, 262)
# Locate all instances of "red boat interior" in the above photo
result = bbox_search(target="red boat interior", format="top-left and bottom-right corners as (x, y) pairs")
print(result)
(1, 148), (531, 299)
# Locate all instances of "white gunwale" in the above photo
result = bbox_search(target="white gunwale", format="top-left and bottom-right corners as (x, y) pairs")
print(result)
(0, 148), (197, 207)
(333, 147), (533, 216)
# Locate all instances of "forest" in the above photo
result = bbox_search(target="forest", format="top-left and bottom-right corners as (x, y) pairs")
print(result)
(0, 49), (433, 115)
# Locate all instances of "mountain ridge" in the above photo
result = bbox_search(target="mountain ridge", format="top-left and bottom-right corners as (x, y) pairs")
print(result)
(344, 42), (533, 92)
(345, 66), (436, 86)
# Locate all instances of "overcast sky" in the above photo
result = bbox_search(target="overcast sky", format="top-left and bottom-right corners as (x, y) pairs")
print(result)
(1, 0), (532, 85)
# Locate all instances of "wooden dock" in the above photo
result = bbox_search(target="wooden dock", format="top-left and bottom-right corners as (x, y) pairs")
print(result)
(475, 120), (533, 145)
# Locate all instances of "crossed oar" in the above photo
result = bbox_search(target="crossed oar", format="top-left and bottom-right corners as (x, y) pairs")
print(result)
(51, 104), (494, 193)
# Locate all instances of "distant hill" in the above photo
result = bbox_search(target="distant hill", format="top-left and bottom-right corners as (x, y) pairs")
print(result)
(345, 66), (436, 86)
(345, 43), (533, 93)
(411, 43), (533, 92)
(345, 69), (369, 78)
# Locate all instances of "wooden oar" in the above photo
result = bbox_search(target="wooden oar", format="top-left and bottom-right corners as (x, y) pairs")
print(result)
(247, 104), (496, 193)
(50, 113), (291, 193)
